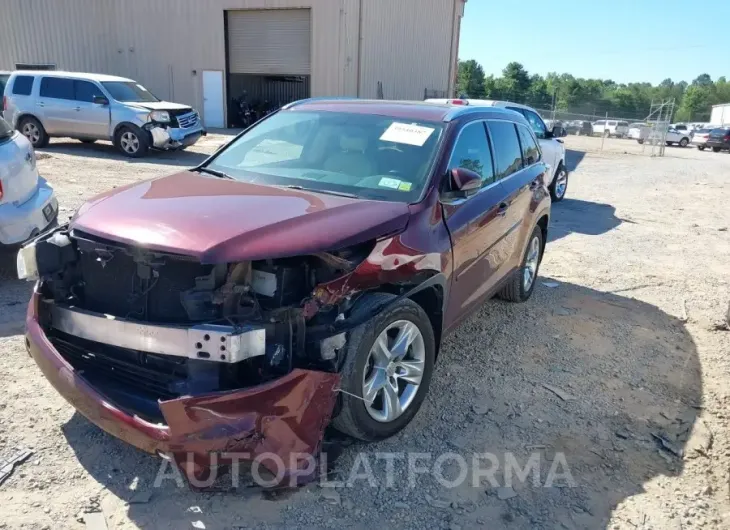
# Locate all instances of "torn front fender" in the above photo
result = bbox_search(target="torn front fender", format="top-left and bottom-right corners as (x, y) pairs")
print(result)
(160, 369), (340, 486)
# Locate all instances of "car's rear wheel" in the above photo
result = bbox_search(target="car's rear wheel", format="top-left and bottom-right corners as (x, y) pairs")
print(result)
(332, 293), (435, 441)
(713, 147), (721, 152)
(679, 137), (689, 147)
(637, 139), (644, 144)
(114, 125), (149, 158)
(549, 164), (568, 202)
(497, 225), (544, 303)
(698, 145), (705, 151)
(18, 116), (49, 148)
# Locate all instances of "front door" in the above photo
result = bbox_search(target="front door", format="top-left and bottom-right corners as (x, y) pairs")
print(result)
(202, 71), (224, 128)
(71, 80), (110, 139)
(442, 120), (512, 329)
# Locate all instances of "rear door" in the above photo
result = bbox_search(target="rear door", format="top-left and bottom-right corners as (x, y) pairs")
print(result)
(72, 79), (110, 138)
(442, 119), (512, 327)
(38, 77), (76, 135)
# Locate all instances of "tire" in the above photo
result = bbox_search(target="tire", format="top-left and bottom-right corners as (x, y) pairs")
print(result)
(713, 147), (721, 153)
(332, 293), (436, 441)
(80, 139), (96, 144)
(679, 137), (689, 147)
(698, 146), (705, 151)
(549, 163), (568, 202)
(637, 139), (644, 145)
(114, 125), (149, 158)
(497, 225), (544, 303)
(18, 116), (49, 148)
(666, 141), (673, 146)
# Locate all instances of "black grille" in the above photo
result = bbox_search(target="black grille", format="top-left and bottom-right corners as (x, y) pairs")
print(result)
(167, 108), (195, 128)
(50, 331), (187, 401)
(73, 231), (212, 323)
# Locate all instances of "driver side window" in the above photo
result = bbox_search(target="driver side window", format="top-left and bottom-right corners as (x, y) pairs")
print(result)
(523, 109), (547, 139)
(448, 121), (495, 187)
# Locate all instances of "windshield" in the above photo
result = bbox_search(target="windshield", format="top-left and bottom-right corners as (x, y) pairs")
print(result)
(0, 117), (13, 140)
(204, 110), (445, 202)
(101, 81), (159, 103)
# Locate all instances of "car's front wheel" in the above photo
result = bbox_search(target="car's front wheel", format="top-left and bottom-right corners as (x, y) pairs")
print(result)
(698, 145), (705, 151)
(332, 293), (435, 441)
(549, 164), (568, 202)
(114, 125), (149, 158)
(679, 138), (689, 147)
(713, 147), (721, 152)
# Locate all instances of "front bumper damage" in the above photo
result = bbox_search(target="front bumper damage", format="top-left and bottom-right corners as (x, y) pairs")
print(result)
(26, 292), (340, 486)
(146, 123), (206, 150)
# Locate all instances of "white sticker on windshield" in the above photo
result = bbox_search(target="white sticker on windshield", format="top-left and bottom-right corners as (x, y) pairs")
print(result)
(380, 122), (435, 146)
(378, 177), (402, 189)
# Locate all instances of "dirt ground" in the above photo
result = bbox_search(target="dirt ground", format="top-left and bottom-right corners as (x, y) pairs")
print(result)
(0, 133), (729, 529)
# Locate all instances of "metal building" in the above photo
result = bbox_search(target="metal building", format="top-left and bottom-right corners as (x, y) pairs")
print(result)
(0, 0), (466, 128)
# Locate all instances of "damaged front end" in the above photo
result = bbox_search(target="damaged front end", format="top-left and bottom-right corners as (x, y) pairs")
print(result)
(19, 226), (387, 485)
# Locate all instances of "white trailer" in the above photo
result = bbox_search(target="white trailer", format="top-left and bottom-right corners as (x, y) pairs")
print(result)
(710, 103), (730, 126)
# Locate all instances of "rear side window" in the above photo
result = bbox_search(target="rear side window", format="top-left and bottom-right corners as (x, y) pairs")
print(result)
(608, 121), (617, 126)
(517, 124), (540, 165)
(74, 80), (103, 102)
(448, 121), (495, 186)
(40, 77), (74, 100)
(487, 120), (524, 179)
(595, 120), (605, 125)
(12, 75), (34, 96)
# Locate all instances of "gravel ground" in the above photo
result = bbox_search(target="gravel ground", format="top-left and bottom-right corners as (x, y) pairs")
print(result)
(0, 134), (729, 529)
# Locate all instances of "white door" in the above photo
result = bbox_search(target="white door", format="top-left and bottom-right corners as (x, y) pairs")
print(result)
(202, 71), (224, 128)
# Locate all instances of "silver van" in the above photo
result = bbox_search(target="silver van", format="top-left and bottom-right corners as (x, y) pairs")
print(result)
(2, 71), (205, 157)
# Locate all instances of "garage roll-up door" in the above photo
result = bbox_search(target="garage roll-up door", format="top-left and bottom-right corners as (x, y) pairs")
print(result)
(227, 9), (311, 75)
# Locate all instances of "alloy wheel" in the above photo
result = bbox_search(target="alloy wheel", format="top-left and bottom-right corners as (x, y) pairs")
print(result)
(120, 131), (140, 154)
(523, 236), (541, 291)
(22, 122), (40, 144)
(555, 169), (568, 199)
(362, 320), (425, 423)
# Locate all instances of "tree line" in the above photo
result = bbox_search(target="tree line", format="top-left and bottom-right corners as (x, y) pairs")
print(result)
(457, 60), (730, 122)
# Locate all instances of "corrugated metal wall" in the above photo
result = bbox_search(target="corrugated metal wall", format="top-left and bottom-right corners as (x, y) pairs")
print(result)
(0, 0), (463, 123)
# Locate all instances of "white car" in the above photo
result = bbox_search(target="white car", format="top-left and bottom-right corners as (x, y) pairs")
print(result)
(425, 98), (568, 201)
(592, 120), (629, 138)
(0, 116), (57, 245)
(635, 127), (691, 147)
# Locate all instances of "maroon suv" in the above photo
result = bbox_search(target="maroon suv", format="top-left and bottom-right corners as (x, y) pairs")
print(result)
(18, 99), (550, 484)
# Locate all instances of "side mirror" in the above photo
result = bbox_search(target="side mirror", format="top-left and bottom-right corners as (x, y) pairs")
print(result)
(92, 95), (109, 106)
(449, 167), (482, 193)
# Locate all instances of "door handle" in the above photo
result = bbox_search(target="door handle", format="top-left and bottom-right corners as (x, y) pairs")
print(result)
(497, 202), (509, 216)
(38, 102), (45, 108)
(74, 107), (81, 111)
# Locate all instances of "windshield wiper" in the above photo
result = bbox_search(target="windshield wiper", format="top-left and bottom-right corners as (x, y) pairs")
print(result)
(197, 167), (234, 180)
(283, 185), (359, 199)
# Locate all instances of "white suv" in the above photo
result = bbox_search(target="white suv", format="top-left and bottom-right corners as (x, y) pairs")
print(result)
(0, 116), (57, 245)
(425, 98), (568, 201)
(592, 120), (629, 138)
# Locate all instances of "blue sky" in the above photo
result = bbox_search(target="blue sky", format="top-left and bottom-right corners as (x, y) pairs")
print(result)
(458, 0), (729, 84)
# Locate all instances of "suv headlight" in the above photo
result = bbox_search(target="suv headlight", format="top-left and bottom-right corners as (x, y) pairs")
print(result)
(149, 110), (171, 123)
(17, 242), (39, 281)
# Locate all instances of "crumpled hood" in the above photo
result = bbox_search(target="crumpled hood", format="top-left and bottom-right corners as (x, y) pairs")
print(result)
(70, 171), (411, 263)
(126, 101), (192, 112)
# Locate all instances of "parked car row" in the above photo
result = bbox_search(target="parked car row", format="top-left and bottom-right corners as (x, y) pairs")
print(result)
(2, 70), (206, 158)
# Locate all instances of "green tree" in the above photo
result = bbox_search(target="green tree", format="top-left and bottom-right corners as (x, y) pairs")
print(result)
(456, 60), (486, 98)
